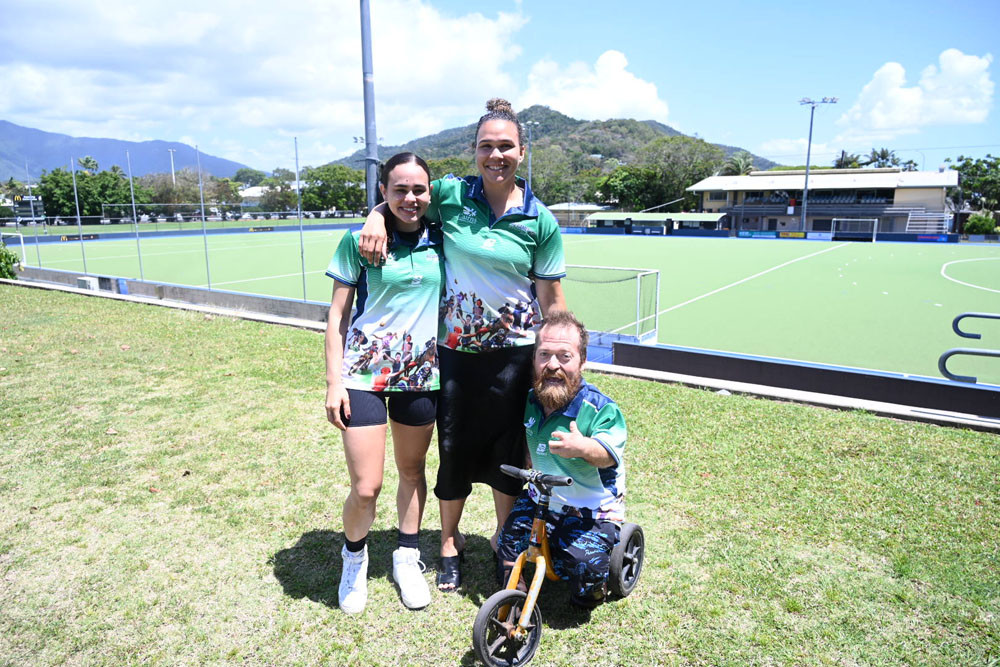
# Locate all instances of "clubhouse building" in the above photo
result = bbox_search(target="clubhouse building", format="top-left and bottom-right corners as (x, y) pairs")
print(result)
(686, 168), (958, 235)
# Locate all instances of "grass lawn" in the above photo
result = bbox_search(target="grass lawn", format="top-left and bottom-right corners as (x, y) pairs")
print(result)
(1, 285), (997, 665)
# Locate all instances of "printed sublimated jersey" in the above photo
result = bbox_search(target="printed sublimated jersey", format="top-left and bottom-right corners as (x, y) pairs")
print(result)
(523, 382), (627, 521)
(426, 175), (565, 353)
(326, 223), (444, 392)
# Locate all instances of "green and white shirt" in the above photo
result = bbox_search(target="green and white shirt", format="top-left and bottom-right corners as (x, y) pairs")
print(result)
(326, 223), (444, 392)
(523, 381), (628, 521)
(426, 175), (565, 353)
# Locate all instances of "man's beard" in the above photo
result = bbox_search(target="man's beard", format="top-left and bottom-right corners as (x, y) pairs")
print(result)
(533, 368), (582, 412)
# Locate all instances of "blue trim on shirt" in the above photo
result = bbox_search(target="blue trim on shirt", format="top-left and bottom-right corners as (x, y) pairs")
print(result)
(466, 175), (542, 227)
(351, 267), (369, 325)
(327, 271), (357, 287)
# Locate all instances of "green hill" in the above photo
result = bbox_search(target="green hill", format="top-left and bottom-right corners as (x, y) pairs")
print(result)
(334, 105), (776, 173)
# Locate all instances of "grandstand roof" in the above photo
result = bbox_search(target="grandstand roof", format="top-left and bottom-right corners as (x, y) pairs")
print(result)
(585, 212), (724, 222)
(687, 168), (959, 192)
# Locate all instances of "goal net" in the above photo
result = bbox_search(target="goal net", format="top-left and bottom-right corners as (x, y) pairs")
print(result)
(0, 232), (26, 266)
(832, 218), (879, 242)
(561, 264), (660, 344)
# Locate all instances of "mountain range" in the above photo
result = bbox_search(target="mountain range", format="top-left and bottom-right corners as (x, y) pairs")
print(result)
(0, 120), (249, 181)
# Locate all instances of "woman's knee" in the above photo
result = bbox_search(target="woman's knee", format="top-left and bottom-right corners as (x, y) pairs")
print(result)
(395, 457), (427, 484)
(350, 480), (383, 505)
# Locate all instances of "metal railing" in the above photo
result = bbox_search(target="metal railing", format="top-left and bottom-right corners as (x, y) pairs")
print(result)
(938, 312), (1000, 383)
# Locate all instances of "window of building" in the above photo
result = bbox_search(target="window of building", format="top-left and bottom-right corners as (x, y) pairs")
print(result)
(708, 191), (728, 202)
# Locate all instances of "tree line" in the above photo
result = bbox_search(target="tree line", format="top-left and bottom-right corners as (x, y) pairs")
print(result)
(2, 150), (997, 223)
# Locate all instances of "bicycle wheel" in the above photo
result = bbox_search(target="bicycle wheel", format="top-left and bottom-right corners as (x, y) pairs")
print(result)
(472, 589), (543, 666)
(609, 522), (644, 598)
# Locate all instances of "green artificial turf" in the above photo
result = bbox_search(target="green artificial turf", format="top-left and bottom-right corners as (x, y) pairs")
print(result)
(13, 231), (1000, 384)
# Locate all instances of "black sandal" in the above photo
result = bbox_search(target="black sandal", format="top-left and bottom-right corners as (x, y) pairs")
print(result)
(437, 552), (464, 592)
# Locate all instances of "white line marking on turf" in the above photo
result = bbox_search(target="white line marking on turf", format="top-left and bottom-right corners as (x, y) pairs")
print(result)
(198, 269), (327, 288)
(605, 242), (850, 335)
(657, 242), (850, 315)
(940, 257), (1000, 294)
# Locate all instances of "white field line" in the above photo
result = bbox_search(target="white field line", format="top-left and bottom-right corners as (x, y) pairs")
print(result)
(198, 269), (327, 288)
(605, 242), (849, 335)
(37, 237), (333, 265)
(657, 242), (850, 316)
(940, 257), (1000, 295)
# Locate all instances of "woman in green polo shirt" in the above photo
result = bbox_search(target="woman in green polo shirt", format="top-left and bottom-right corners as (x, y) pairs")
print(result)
(324, 152), (445, 614)
(359, 99), (567, 593)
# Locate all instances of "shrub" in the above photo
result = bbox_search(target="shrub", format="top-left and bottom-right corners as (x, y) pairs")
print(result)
(964, 212), (998, 235)
(0, 241), (19, 279)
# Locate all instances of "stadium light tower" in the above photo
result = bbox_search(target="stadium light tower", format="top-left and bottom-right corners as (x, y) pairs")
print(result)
(522, 120), (540, 191)
(799, 97), (837, 232)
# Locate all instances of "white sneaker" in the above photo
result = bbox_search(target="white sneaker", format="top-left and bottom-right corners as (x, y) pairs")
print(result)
(392, 546), (431, 609)
(339, 544), (369, 614)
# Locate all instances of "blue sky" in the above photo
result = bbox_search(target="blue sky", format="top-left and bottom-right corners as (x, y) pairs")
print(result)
(1, 0), (996, 173)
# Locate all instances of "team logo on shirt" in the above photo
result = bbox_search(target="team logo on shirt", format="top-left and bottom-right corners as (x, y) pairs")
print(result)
(481, 238), (497, 251)
(459, 205), (478, 223)
(509, 222), (532, 235)
(411, 275), (423, 286)
(524, 416), (536, 430)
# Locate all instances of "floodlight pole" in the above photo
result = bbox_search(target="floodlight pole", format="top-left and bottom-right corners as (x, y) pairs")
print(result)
(167, 149), (177, 186)
(523, 120), (539, 191)
(24, 161), (42, 267)
(70, 158), (88, 275)
(126, 150), (145, 281)
(799, 97), (836, 232)
(359, 0), (379, 212)
(196, 145), (212, 290)
(295, 136), (307, 302)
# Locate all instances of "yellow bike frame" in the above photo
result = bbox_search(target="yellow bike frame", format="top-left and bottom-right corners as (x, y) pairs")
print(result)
(499, 506), (560, 638)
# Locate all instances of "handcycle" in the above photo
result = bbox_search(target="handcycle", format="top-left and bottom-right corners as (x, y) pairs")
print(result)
(472, 465), (645, 666)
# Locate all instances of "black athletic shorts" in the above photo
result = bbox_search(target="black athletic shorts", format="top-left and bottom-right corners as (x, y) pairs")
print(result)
(342, 388), (438, 428)
(434, 344), (532, 500)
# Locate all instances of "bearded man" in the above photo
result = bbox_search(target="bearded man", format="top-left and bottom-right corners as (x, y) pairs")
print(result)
(495, 310), (628, 609)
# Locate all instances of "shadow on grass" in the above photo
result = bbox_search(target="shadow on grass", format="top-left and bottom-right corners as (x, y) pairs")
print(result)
(270, 529), (509, 609)
(271, 528), (607, 634)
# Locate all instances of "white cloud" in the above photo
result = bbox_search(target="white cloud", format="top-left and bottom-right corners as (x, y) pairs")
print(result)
(836, 49), (994, 142)
(0, 0), (529, 169)
(517, 50), (669, 122)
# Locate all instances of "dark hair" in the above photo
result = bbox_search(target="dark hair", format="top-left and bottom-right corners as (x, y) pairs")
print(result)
(473, 98), (525, 147)
(379, 152), (431, 188)
(537, 310), (589, 363)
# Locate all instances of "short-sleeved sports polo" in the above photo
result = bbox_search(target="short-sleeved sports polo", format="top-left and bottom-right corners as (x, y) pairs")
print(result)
(523, 382), (627, 521)
(326, 224), (444, 392)
(426, 175), (565, 353)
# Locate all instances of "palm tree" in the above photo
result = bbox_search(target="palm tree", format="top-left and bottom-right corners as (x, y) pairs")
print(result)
(833, 150), (862, 169)
(864, 148), (898, 168)
(109, 165), (125, 178)
(720, 151), (755, 176)
(78, 156), (99, 174)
